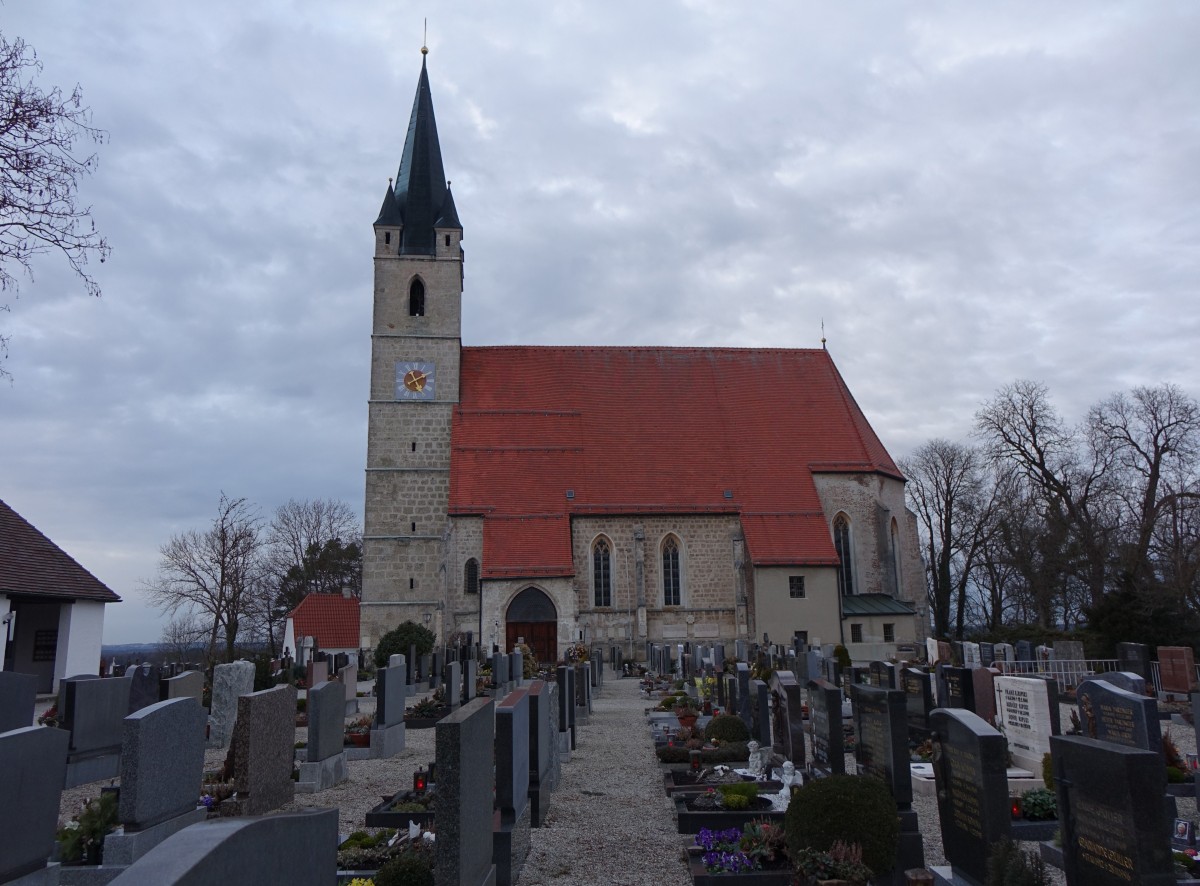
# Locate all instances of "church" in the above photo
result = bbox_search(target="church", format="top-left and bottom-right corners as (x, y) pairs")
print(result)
(360, 52), (928, 666)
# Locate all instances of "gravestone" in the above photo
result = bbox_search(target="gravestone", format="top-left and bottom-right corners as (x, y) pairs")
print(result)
(939, 665), (976, 713)
(119, 697), (206, 830)
(1158, 646), (1197, 694)
(493, 652), (509, 697)
(971, 667), (1000, 726)
(994, 675), (1061, 774)
(735, 639), (749, 662)
(574, 663), (590, 719)
(978, 642), (996, 668)
(420, 654), (434, 689)
(902, 667), (934, 741)
(850, 683), (924, 877)
(527, 680), (555, 826)
(767, 671), (805, 767)
(1052, 734), (1174, 885)
(59, 672), (132, 786)
(750, 679), (770, 744)
(993, 642), (1015, 665)
(961, 642), (981, 669)
(869, 660), (897, 689)
(0, 724), (69, 884)
(1116, 642), (1153, 688)
(556, 665), (575, 753)
(0, 671), (37, 733)
(306, 659), (328, 689)
(925, 637), (939, 664)
(807, 678), (845, 777)
(371, 662), (407, 758)
(436, 697), (496, 886)
(929, 708), (1011, 886)
(723, 674), (738, 719)
(736, 662), (752, 731)
(1090, 670), (1148, 696)
(950, 641), (964, 666)
(494, 689), (531, 886)
(159, 670), (203, 704)
(509, 651), (523, 688)
(127, 663), (162, 714)
(336, 663), (359, 715)
(297, 680), (348, 792)
(464, 658), (478, 704)
(1054, 639), (1085, 661)
(229, 684), (296, 815)
(207, 660), (255, 749)
(1075, 677), (1161, 753)
(446, 661), (462, 709)
(712, 643), (725, 671)
(1015, 640), (1033, 662)
(107, 809), (337, 886)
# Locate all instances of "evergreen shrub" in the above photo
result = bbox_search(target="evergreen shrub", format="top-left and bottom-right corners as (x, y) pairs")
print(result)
(374, 621), (436, 669)
(704, 713), (750, 743)
(784, 774), (898, 877)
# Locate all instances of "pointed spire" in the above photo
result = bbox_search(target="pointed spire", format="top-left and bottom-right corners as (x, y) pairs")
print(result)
(434, 181), (462, 230)
(374, 178), (402, 227)
(391, 52), (451, 254)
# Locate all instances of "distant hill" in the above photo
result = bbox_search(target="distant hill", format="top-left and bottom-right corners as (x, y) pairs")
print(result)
(102, 643), (164, 661)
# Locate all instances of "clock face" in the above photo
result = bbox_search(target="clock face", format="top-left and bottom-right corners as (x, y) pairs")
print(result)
(395, 361), (436, 400)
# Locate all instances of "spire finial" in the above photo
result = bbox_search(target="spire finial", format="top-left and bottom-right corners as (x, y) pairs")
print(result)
(421, 19), (428, 55)
(821, 318), (827, 349)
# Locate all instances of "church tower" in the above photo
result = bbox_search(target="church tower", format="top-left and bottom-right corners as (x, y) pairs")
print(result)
(361, 48), (463, 648)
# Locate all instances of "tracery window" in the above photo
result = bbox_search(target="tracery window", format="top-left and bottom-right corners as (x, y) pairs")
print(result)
(833, 514), (855, 596)
(592, 538), (612, 607)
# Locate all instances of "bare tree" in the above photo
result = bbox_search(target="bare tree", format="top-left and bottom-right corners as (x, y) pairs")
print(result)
(901, 439), (991, 638)
(0, 31), (110, 370)
(144, 495), (265, 664)
(159, 613), (206, 667)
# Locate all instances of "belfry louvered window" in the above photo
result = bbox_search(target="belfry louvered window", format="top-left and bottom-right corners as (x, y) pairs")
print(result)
(409, 279), (425, 316)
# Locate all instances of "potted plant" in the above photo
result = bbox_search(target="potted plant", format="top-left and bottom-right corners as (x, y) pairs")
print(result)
(675, 694), (700, 730)
(793, 842), (872, 885)
(345, 714), (373, 747)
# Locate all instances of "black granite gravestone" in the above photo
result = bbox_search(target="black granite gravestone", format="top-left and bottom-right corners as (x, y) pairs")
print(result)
(902, 667), (933, 741)
(807, 679), (845, 777)
(941, 665), (976, 713)
(767, 670), (806, 767)
(929, 708), (1011, 886)
(1052, 734), (1174, 885)
(1075, 678), (1161, 753)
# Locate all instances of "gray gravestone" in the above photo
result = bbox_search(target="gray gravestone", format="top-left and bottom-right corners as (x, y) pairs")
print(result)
(306, 659), (328, 688)
(929, 708), (1011, 885)
(1052, 734), (1174, 885)
(556, 665), (575, 751)
(1076, 677), (1161, 753)
(1089, 670), (1148, 696)
(0, 724), (69, 883)
(127, 663), (162, 714)
(446, 660), (462, 709)
(994, 675), (1061, 774)
(108, 808), (337, 886)
(464, 658), (477, 703)
(978, 642), (996, 668)
(0, 671), (37, 733)
(494, 689), (531, 886)
(159, 670), (203, 704)
(993, 642), (1015, 664)
(230, 684), (296, 815)
(807, 678), (845, 777)
(305, 680), (344, 763)
(750, 678), (770, 744)
(119, 697), (206, 830)
(869, 660), (896, 688)
(1015, 640), (1033, 662)
(60, 673), (131, 786)
(527, 680), (554, 827)
(436, 697), (496, 886)
(375, 662), (406, 727)
(207, 660), (255, 749)
(510, 651), (523, 688)
(767, 670), (806, 767)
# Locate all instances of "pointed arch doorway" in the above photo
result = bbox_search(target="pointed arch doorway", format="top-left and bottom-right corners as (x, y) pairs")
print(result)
(505, 587), (557, 665)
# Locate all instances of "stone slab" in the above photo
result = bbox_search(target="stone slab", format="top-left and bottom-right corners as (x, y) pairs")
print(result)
(0, 671), (38, 733)
(295, 753), (348, 793)
(305, 680), (344, 763)
(0, 725), (70, 883)
(119, 698), (206, 830)
(206, 661), (254, 749)
(229, 684), (296, 816)
(435, 697), (497, 886)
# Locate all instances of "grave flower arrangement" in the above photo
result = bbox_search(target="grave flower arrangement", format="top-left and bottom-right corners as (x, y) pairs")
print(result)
(37, 704), (59, 728)
(57, 792), (118, 865)
(345, 714), (374, 746)
(564, 642), (588, 663)
(694, 827), (756, 874)
(792, 841), (872, 885)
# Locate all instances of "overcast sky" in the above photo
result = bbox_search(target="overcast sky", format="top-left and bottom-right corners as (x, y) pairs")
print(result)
(4, 3), (1199, 644)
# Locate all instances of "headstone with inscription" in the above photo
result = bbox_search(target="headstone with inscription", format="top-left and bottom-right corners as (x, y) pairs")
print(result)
(1158, 646), (1197, 695)
(1015, 640), (1033, 662)
(902, 667), (934, 741)
(1052, 734), (1174, 885)
(436, 697), (497, 886)
(929, 708), (1011, 886)
(767, 671), (805, 767)
(1116, 642), (1153, 689)
(978, 642), (996, 668)
(807, 679), (845, 777)
(1075, 677), (1161, 753)
(994, 675), (1061, 774)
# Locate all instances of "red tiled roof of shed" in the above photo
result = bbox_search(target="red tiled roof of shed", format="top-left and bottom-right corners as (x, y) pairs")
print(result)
(287, 593), (361, 649)
(0, 498), (122, 603)
(449, 347), (903, 579)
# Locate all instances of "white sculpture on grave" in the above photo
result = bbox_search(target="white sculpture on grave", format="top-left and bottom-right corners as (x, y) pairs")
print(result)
(746, 740), (763, 776)
(770, 761), (798, 811)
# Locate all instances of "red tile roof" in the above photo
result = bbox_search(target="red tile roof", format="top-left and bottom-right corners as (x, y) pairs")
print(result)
(450, 347), (903, 577)
(0, 499), (122, 603)
(287, 593), (361, 649)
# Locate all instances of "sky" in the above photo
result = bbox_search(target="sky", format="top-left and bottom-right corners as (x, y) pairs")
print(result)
(3, 3), (1199, 644)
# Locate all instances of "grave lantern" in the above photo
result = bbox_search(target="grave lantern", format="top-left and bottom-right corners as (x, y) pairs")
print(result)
(689, 750), (702, 772)
(413, 766), (428, 794)
(1009, 796), (1021, 820)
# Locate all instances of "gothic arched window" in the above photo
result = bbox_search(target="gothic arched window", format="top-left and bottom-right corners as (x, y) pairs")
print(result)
(890, 518), (902, 597)
(464, 558), (479, 595)
(409, 279), (425, 316)
(592, 538), (612, 607)
(662, 536), (682, 606)
(833, 514), (855, 596)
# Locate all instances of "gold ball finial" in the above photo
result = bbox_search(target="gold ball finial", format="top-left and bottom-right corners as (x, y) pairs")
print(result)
(421, 45), (428, 55)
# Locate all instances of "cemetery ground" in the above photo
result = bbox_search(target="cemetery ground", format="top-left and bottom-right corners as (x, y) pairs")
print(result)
(20, 655), (1200, 886)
